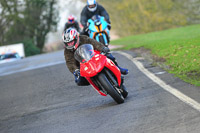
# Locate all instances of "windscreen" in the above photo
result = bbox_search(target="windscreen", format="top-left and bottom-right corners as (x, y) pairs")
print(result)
(74, 44), (94, 63)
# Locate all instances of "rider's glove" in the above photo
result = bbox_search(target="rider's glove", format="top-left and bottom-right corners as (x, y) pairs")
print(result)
(84, 22), (90, 32)
(101, 47), (110, 55)
(107, 23), (111, 30)
(84, 27), (89, 33)
(107, 20), (111, 30)
(73, 69), (80, 83)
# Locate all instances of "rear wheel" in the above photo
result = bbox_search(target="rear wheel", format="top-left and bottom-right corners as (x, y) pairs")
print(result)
(97, 72), (124, 104)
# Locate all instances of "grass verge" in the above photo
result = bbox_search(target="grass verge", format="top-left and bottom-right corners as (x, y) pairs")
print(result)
(111, 24), (200, 86)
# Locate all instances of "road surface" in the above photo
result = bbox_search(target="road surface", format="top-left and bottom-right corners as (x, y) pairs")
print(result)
(0, 50), (200, 133)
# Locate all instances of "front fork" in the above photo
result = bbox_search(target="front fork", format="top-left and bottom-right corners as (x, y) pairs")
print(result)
(104, 69), (125, 94)
(86, 69), (124, 96)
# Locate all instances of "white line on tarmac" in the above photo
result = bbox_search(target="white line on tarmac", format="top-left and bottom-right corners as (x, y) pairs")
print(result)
(116, 51), (200, 112)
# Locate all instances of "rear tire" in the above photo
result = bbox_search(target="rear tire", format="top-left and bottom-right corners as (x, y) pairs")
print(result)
(97, 72), (124, 104)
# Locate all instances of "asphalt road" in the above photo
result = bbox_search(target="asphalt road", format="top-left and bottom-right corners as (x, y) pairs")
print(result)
(0, 50), (200, 133)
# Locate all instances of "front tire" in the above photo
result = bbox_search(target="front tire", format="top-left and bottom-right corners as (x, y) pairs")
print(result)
(99, 35), (105, 45)
(121, 85), (128, 98)
(97, 72), (124, 104)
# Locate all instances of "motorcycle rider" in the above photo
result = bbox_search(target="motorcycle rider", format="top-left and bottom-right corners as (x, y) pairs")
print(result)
(64, 15), (80, 32)
(80, 0), (111, 36)
(62, 28), (128, 86)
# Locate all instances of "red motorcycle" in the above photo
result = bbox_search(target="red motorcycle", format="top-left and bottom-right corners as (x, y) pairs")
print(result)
(74, 44), (128, 104)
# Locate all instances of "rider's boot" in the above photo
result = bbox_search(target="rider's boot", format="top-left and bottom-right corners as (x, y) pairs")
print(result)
(106, 53), (129, 75)
(117, 66), (129, 75)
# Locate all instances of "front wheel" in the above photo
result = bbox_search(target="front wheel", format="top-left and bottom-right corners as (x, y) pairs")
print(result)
(97, 72), (124, 104)
(121, 84), (128, 98)
(99, 35), (106, 45)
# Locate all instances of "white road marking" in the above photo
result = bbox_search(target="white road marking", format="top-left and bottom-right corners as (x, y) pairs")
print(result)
(116, 51), (200, 112)
(155, 71), (166, 75)
(0, 61), (65, 76)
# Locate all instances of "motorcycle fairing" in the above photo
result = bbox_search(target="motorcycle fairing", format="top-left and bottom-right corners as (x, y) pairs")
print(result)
(80, 52), (106, 77)
(80, 51), (121, 86)
(88, 19), (98, 33)
(100, 17), (108, 30)
(104, 59), (121, 86)
(88, 16), (110, 45)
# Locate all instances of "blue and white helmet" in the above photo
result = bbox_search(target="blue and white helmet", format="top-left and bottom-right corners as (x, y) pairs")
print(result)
(87, 0), (97, 12)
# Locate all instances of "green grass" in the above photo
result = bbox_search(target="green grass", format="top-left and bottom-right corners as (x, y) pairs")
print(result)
(111, 24), (200, 86)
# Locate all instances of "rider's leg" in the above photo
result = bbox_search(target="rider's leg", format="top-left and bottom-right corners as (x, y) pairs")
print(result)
(75, 76), (90, 86)
(106, 53), (129, 75)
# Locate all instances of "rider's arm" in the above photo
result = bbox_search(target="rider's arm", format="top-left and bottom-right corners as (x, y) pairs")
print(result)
(99, 5), (110, 24)
(64, 23), (68, 31)
(80, 6), (88, 28)
(79, 35), (106, 52)
(75, 21), (80, 32)
(87, 37), (105, 51)
(64, 49), (80, 74)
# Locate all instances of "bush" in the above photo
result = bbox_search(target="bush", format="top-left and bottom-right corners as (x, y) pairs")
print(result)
(22, 39), (40, 57)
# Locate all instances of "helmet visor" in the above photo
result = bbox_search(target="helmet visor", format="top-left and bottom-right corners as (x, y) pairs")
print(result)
(69, 19), (74, 23)
(66, 40), (75, 49)
(67, 40), (75, 46)
(87, 3), (97, 12)
(88, 4), (96, 8)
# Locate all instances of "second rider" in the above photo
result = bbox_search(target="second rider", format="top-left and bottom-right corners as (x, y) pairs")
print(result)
(80, 0), (111, 36)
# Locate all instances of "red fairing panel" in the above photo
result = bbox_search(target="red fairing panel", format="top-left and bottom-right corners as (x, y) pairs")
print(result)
(80, 53), (106, 77)
(86, 77), (107, 96)
(105, 58), (121, 86)
(79, 51), (121, 96)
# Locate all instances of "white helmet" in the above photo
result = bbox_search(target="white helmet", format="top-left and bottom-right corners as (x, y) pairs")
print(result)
(62, 28), (79, 50)
(87, 0), (97, 12)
